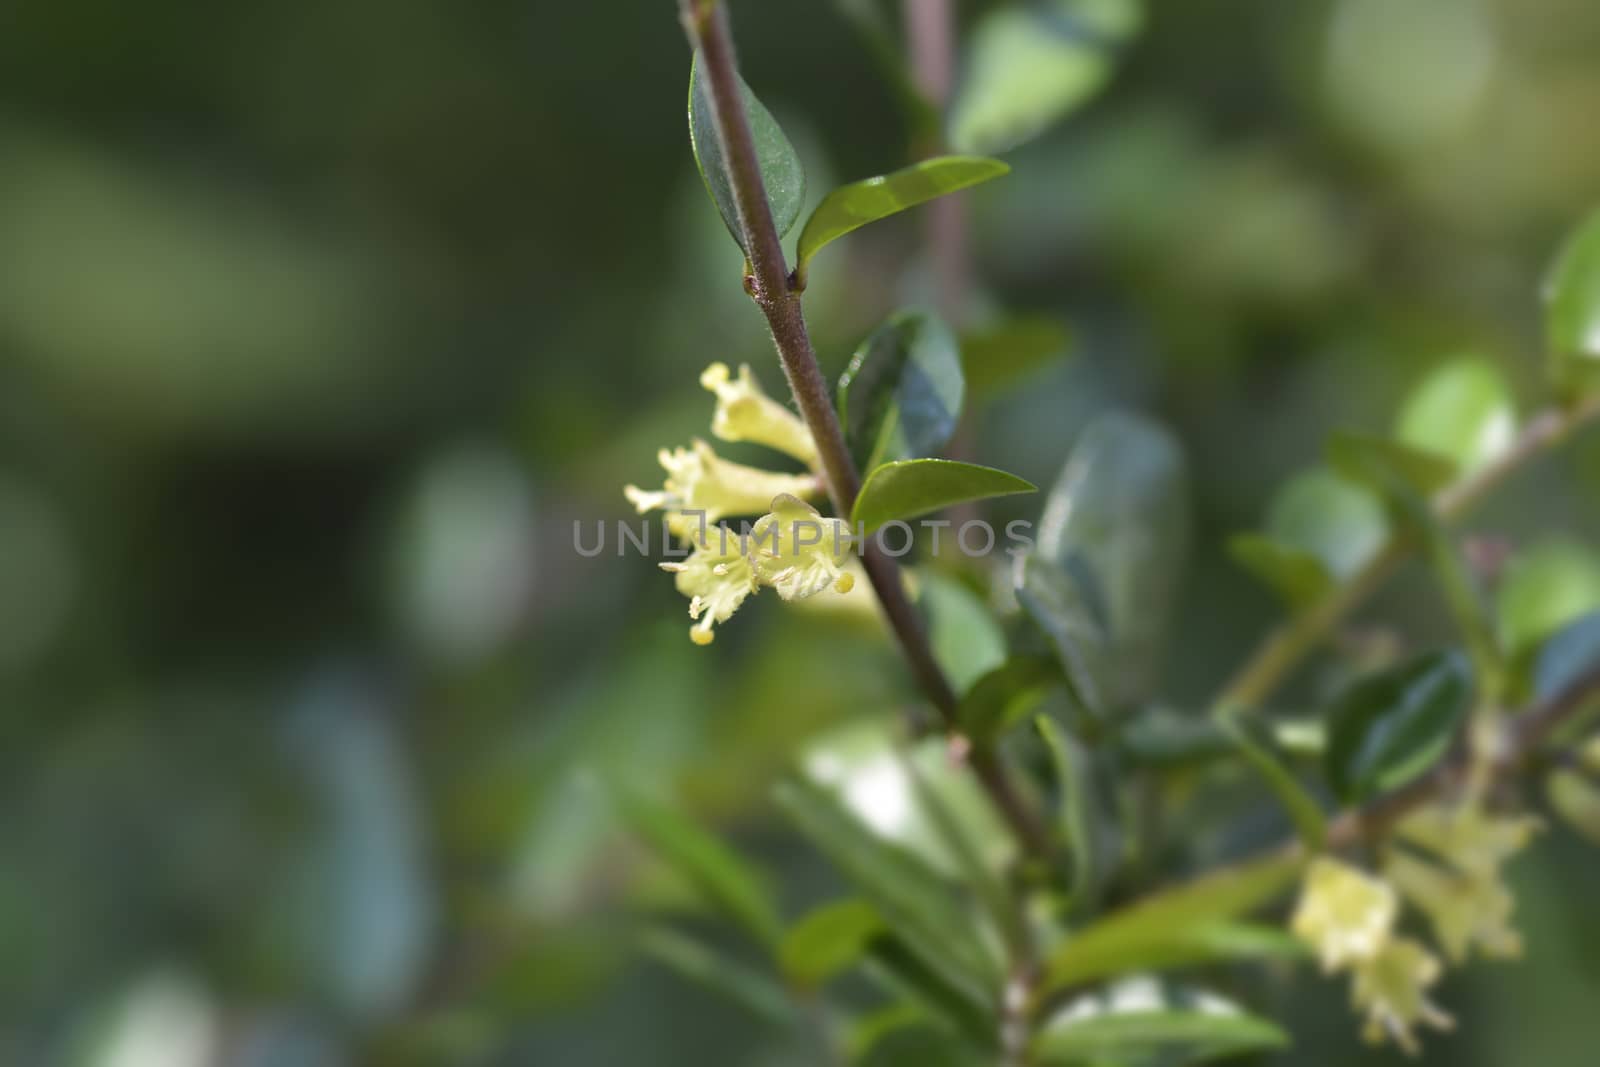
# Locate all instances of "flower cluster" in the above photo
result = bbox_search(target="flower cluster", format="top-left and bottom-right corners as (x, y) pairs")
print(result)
(626, 363), (854, 644)
(1291, 800), (1538, 1053)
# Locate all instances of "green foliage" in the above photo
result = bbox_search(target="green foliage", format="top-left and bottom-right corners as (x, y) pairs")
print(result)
(839, 310), (965, 471)
(1498, 540), (1600, 659)
(961, 316), (1073, 396)
(1227, 534), (1333, 611)
(638, 926), (797, 1027)
(1015, 552), (1110, 717)
(1544, 206), (1600, 395)
(779, 898), (882, 989)
(1395, 358), (1516, 472)
(852, 459), (1036, 533)
(688, 51), (806, 253)
(1533, 610), (1600, 699)
(1032, 983), (1290, 1066)
(1219, 714), (1327, 849)
(1036, 715), (1109, 908)
(1324, 651), (1472, 804)
(919, 570), (1008, 695)
(958, 656), (1062, 742)
(797, 157), (1009, 282)
(1325, 429), (1457, 496)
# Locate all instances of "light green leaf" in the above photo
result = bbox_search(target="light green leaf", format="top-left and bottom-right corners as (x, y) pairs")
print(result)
(961, 316), (1073, 396)
(616, 787), (783, 950)
(1034, 412), (1190, 709)
(1323, 650), (1472, 804)
(779, 898), (883, 989)
(1547, 769), (1600, 846)
(1218, 714), (1326, 849)
(839, 311), (966, 471)
(1498, 539), (1600, 658)
(797, 157), (1009, 280)
(859, 1023), (991, 1067)
(1032, 981), (1289, 1066)
(639, 926), (797, 1027)
(1396, 357), (1517, 473)
(1227, 534), (1333, 611)
(950, 0), (1144, 155)
(1039, 852), (1305, 995)
(1325, 428), (1458, 496)
(688, 51), (806, 254)
(957, 656), (1062, 743)
(1533, 610), (1600, 700)
(920, 570), (1008, 695)
(1264, 467), (1388, 581)
(853, 459), (1035, 534)
(1544, 207), (1600, 396)
(1036, 715), (1108, 910)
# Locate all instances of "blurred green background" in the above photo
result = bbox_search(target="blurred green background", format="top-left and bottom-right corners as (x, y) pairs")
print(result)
(5, 0), (1600, 1063)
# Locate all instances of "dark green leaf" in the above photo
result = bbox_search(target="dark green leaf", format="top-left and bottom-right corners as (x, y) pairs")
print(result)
(838, 311), (965, 471)
(1035, 715), (1107, 910)
(615, 787), (782, 951)
(1325, 428), (1457, 496)
(1323, 651), (1473, 804)
(961, 316), (1073, 396)
(1544, 207), (1600, 396)
(859, 1022), (991, 1067)
(688, 51), (806, 254)
(797, 157), (1009, 280)
(1034, 412), (1190, 709)
(779, 898), (883, 988)
(920, 570), (1007, 695)
(1014, 553), (1109, 718)
(1533, 610), (1600, 700)
(949, 0), (1143, 155)
(958, 656), (1062, 743)
(1217, 714), (1326, 849)
(1264, 467), (1389, 581)
(862, 936), (997, 1050)
(1038, 852), (1304, 996)
(1395, 357), (1517, 473)
(1227, 534), (1333, 611)
(853, 459), (1035, 534)
(1032, 984), (1289, 1066)
(639, 927), (797, 1027)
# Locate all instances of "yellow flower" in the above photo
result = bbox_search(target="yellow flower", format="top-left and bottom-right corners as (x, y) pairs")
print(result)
(1291, 857), (1398, 972)
(624, 439), (819, 538)
(659, 527), (759, 646)
(1395, 803), (1539, 879)
(1383, 850), (1522, 963)
(701, 362), (818, 468)
(748, 494), (855, 601)
(1350, 937), (1455, 1054)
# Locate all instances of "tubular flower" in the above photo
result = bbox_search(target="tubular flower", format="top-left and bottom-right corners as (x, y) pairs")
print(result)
(1291, 857), (1399, 973)
(659, 527), (759, 646)
(1350, 937), (1455, 1054)
(747, 494), (855, 601)
(1384, 851), (1522, 963)
(701, 362), (818, 468)
(624, 439), (819, 538)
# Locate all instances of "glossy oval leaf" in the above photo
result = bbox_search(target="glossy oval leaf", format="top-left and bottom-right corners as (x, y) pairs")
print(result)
(1035, 412), (1190, 709)
(779, 898), (883, 989)
(797, 156), (1009, 279)
(1228, 533), (1334, 611)
(1544, 207), (1600, 395)
(949, 1), (1144, 155)
(839, 312), (965, 471)
(1033, 982), (1289, 1066)
(1395, 357), (1517, 473)
(1323, 650), (1473, 804)
(1498, 539), (1600, 658)
(1265, 467), (1388, 581)
(688, 51), (806, 254)
(961, 315), (1073, 396)
(853, 459), (1035, 534)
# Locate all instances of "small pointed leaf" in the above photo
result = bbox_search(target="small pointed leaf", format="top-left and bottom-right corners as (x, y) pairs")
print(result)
(1323, 650), (1472, 804)
(853, 459), (1035, 534)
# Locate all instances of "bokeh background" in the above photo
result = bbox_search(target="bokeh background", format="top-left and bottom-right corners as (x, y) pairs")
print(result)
(5, 0), (1600, 1063)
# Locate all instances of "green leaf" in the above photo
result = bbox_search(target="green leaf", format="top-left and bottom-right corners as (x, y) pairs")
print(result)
(839, 312), (966, 471)
(949, 0), (1144, 155)
(1032, 982), (1289, 1066)
(859, 1022), (991, 1067)
(1264, 467), (1389, 581)
(688, 51), (806, 254)
(1038, 851), (1305, 995)
(779, 898), (883, 989)
(1547, 769), (1600, 846)
(1014, 553), (1109, 718)
(920, 570), (1008, 695)
(961, 316), (1073, 396)
(615, 787), (784, 951)
(1544, 207), (1600, 396)
(1217, 714), (1326, 849)
(774, 777), (1002, 1002)
(1227, 534), (1333, 611)
(797, 157), (1009, 280)
(1034, 412), (1190, 709)
(861, 937), (997, 1051)
(1325, 428), (1458, 496)
(1036, 715), (1108, 910)
(958, 655), (1062, 743)
(1396, 357), (1517, 473)
(853, 459), (1035, 534)
(1499, 540), (1600, 659)
(639, 926), (797, 1027)
(1533, 610), (1600, 700)
(1323, 650), (1473, 804)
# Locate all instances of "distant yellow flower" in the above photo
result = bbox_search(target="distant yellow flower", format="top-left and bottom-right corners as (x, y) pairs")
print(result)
(1350, 937), (1454, 1054)
(1291, 857), (1398, 972)
(701, 362), (818, 468)
(748, 494), (855, 601)
(659, 528), (759, 646)
(624, 439), (819, 538)
(1384, 850), (1522, 963)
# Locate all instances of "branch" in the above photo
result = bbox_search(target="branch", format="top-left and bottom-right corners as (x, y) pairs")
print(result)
(676, 0), (1049, 855)
(1215, 395), (1600, 712)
